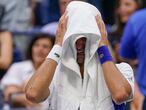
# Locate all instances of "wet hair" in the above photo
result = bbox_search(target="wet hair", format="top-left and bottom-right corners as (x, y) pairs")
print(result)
(26, 33), (55, 61)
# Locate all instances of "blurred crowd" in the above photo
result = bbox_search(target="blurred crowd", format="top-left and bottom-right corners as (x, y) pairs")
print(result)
(0, 0), (146, 110)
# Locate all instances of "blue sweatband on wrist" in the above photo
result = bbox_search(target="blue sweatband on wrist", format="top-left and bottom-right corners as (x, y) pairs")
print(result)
(97, 46), (113, 64)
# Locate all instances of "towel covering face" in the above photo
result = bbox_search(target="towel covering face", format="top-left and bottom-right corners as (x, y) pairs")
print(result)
(48, 1), (134, 110)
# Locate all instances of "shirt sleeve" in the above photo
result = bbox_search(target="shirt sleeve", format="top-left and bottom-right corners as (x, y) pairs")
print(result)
(120, 20), (137, 59)
(116, 63), (134, 102)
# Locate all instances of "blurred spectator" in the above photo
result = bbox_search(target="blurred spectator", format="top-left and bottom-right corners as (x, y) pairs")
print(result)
(59, 0), (72, 14)
(0, 33), (54, 109)
(0, 30), (13, 79)
(0, 88), (4, 109)
(41, 0), (73, 35)
(0, 30), (23, 80)
(142, 0), (146, 8)
(0, 3), (5, 23)
(130, 82), (144, 110)
(34, 0), (60, 26)
(102, 0), (116, 25)
(108, 0), (141, 63)
(120, 8), (146, 110)
(88, 0), (103, 11)
(34, 0), (104, 26)
(12, 43), (23, 63)
(0, 0), (33, 31)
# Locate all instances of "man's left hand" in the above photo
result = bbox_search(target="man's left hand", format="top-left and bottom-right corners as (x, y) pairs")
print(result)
(96, 15), (109, 47)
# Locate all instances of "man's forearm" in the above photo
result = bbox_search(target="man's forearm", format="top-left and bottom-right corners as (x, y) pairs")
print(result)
(101, 61), (131, 104)
(25, 59), (58, 103)
(97, 44), (132, 103)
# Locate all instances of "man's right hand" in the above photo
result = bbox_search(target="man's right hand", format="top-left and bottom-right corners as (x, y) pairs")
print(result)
(55, 12), (68, 46)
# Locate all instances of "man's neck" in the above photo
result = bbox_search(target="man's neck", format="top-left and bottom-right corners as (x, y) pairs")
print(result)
(79, 64), (84, 79)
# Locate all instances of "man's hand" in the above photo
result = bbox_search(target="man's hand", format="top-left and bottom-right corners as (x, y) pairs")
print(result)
(96, 15), (109, 47)
(55, 11), (68, 46)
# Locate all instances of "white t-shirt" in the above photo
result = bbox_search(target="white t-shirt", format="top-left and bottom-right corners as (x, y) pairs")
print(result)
(48, 62), (134, 110)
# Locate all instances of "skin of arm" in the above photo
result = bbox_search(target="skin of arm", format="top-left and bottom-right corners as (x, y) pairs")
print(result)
(96, 15), (132, 104)
(25, 12), (68, 103)
(0, 31), (13, 69)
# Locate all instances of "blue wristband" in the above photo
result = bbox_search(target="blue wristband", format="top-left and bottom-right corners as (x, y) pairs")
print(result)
(97, 46), (113, 64)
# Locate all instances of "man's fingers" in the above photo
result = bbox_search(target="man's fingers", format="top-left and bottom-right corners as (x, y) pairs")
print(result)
(100, 21), (107, 38)
(59, 11), (68, 30)
(95, 15), (100, 28)
(96, 16), (104, 35)
(59, 11), (68, 23)
(96, 15), (103, 32)
(96, 15), (107, 38)
(62, 16), (68, 32)
(62, 11), (68, 18)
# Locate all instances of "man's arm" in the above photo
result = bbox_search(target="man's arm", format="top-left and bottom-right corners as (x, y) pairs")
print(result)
(25, 12), (68, 103)
(25, 59), (58, 103)
(96, 16), (133, 104)
(101, 62), (132, 104)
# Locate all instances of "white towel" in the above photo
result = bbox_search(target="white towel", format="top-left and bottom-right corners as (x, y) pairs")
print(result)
(62, 1), (101, 78)
(50, 1), (115, 110)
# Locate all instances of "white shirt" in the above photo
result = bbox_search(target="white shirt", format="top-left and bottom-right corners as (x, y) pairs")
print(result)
(48, 62), (134, 110)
